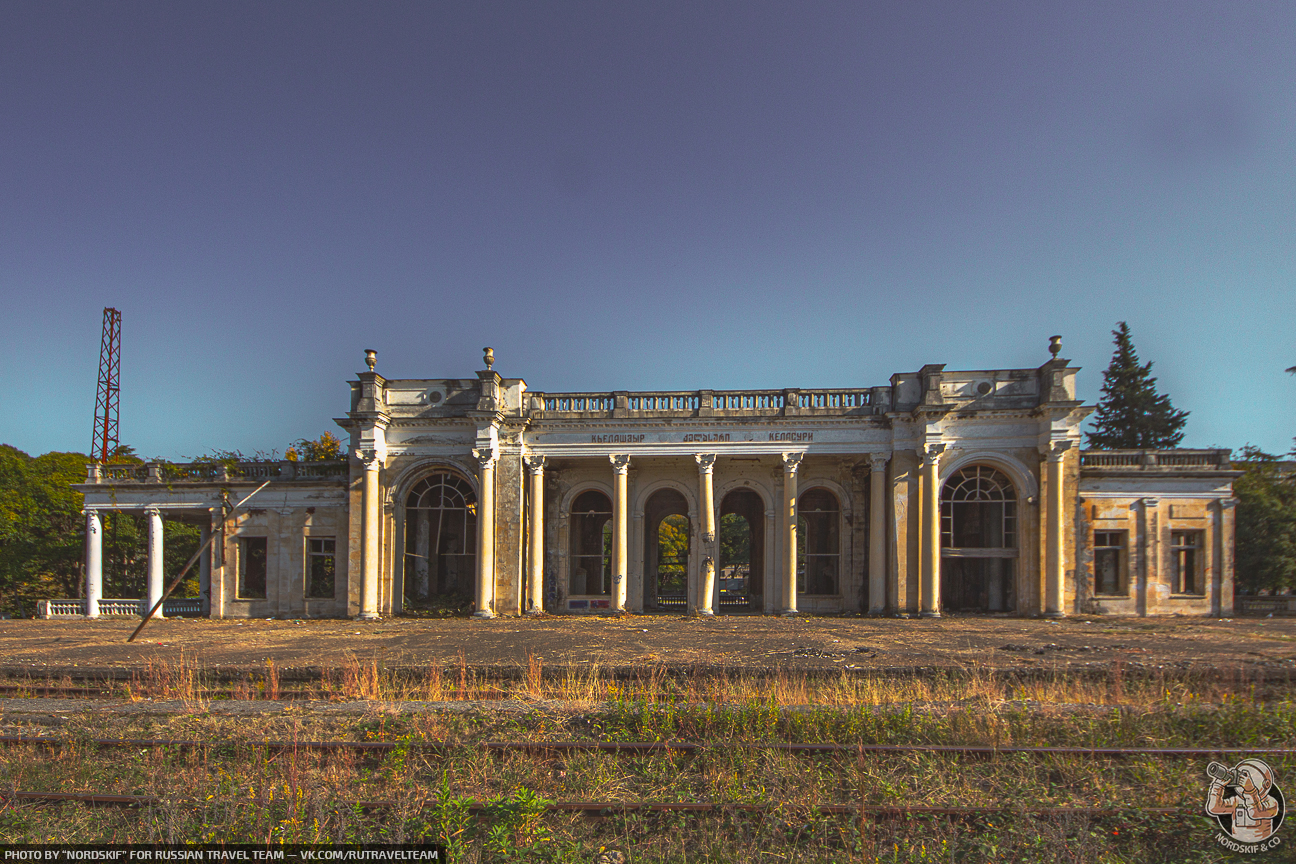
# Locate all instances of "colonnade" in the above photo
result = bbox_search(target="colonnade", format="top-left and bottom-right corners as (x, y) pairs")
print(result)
(501, 450), (955, 616)
(82, 506), (169, 618)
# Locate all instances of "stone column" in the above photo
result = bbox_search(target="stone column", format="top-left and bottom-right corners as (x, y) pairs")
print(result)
(610, 454), (630, 612)
(145, 507), (165, 619)
(1043, 441), (1071, 617)
(918, 445), (944, 618)
(780, 453), (803, 615)
(198, 519), (211, 617)
(474, 450), (497, 619)
(696, 454), (717, 616)
(1217, 498), (1237, 617)
(868, 453), (890, 614)
(85, 510), (102, 619)
(524, 455), (546, 614)
(358, 453), (381, 620)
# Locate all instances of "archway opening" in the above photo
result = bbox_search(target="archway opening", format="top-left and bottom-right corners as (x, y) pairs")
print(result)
(719, 488), (764, 612)
(643, 489), (689, 612)
(403, 472), (477, 614)
(940, 466), (1017, 613)
(569, 490), (612, 597)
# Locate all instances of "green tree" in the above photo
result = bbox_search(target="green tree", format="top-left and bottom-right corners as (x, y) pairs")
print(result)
(1233, 446), (1296, 595)
(285, 432), (343, 462)
(1085, 322), (1189, 449)
(0, 446), (90, 615)
(719, 513), (750, 568)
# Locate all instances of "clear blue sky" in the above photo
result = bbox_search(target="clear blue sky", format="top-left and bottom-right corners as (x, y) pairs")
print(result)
(2, 2), (1293, 460)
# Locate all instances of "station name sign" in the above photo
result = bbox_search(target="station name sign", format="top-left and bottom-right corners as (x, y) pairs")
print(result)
(587, 431), (814, 444)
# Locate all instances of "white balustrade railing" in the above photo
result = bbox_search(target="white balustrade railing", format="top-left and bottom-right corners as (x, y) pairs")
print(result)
(1080, 450), (1231, 469)
(36, 598), (204, 618)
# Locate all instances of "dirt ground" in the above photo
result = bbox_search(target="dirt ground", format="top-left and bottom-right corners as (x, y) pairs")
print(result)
(2, 613), (1295, 677)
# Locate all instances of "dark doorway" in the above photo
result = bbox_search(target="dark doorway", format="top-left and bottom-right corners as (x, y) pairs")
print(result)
(404, 472), (477, 613)
(569, 490), (612, 597)
(643, 489), (690, 612)
(940, 466), (1017, 613)
(718, 488), (764, 612)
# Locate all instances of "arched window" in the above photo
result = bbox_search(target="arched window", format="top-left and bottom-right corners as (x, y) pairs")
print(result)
(797, 488), (840, 595)
(940, 466), (1017, 613)
(569, 490), (612, 596)
(941, 466), (1016, 549)
(404, 472), (477, 610)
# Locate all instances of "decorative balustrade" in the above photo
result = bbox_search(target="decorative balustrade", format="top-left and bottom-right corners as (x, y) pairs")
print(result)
(628, 394), (701, 411)
(36, 598), (203, 618)
(536, 389), (874, 416)
(1079, 450), (1232, 470)
(86, 460), (348, 484)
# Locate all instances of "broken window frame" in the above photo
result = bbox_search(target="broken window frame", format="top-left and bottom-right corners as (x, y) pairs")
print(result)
(306, 536), (336, 600)
(796, 488), (840, 596)
(1170, 530), (1204, 595)
(569, 490), (613, 597)
(237, 536), (268, 600)
(1092, 530), (1128, 597)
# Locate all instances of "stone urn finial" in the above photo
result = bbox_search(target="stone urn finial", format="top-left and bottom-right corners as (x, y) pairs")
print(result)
(1048, 335), (1061, 359)
(364, 349), (377, 372)
(483, 347), (494, 371)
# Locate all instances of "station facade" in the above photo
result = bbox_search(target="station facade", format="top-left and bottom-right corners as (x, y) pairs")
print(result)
(72, 341), (1240, 620)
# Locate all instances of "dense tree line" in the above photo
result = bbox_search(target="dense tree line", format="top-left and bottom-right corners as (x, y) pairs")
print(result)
(1232, 446), (1296, 595)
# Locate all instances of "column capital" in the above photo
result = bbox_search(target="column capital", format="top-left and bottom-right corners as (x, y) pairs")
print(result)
(1220, 497), (1238, 510)
(610, 454), (631, 475)
(695, 453), (717, 473)
(1040, 439), (1073, 462)
(781, 452), (804, 473)
(356, 449), (382, 469)
(144, 505), (162, 518)
(473, 448), (497, 469)
(920, 443), (945, 468)
(868, 452), (891, 472)
(523, 454), (546, 475)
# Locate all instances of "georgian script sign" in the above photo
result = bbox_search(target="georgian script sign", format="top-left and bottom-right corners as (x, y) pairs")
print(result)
(585, 431), (813, 444)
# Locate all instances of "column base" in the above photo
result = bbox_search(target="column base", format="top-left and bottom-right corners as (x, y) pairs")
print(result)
(472, 610), (497, 620)
(780, 609), (799, 617)
(355, 612), (380, 621)
(919, 611), (941, 619)
(695, 610), (715, 617)
(525, 609), (546, 617)
(1043, 611), (1065, 619)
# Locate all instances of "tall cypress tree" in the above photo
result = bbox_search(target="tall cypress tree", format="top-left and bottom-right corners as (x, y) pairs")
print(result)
(1085, 322), (1189, 449)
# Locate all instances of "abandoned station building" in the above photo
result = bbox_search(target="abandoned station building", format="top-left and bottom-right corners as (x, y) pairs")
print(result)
(71, 340), (1240, 621)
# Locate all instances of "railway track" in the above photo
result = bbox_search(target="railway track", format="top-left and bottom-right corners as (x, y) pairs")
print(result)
(1, 734), (1291, 759)
(0, 789), (1195, 818)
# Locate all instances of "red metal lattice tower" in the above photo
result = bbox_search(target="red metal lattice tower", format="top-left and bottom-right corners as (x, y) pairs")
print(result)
(91, 308), (122, 463)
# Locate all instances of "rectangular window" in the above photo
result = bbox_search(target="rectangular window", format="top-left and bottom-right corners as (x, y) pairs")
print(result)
(238, 537), (267, 599)
(1170, 530), (1203, 595)
(307, 537), (335, 599)
(1093, 531), (1127, 596)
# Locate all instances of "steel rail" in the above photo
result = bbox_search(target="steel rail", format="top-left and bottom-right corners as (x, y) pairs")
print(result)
(2, 735), (1293, 759)
(0, 686), (513, 700)
(0, 790), (1194, 818)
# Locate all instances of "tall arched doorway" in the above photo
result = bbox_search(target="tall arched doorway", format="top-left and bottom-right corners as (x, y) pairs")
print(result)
(797, 488), (841, 596)
(404, 472), (477, 613)
(568, 490), (612, 599)
(940, 466), (1017, 613)
(718, 488), (764, 612)
(643, 489), (690, 612)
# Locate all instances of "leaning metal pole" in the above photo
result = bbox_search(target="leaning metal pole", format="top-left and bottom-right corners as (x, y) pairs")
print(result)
(127, 479), (270, 642)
